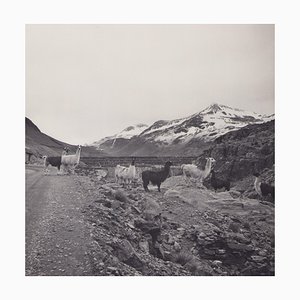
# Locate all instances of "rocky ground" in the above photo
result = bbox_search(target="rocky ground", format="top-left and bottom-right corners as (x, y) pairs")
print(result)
(77, 167), (275, 276)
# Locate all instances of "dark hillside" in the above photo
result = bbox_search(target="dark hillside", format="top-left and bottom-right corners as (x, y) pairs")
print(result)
(200, 120), (274, 182)
(25, 117), (106, 157)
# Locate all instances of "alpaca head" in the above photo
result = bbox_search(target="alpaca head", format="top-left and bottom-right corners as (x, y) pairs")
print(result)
(253, 172), (260, 177)
(206, 157), (216, 168)
(165, 161), (173, 168)
(131, 157), (135, 166)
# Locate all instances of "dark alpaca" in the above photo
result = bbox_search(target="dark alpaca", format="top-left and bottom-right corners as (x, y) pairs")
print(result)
(253, 172), (275, 202)
(43, 156), (62, 171)
(142, 161), (173, 192)
(43, 148), (69, 173)
(210, 170), (230, 192)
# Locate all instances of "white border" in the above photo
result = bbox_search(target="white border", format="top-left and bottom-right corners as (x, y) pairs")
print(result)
(1, 0), (299, 299)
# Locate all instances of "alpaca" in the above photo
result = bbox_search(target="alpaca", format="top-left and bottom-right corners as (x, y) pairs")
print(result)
(115, 158), (136, 186)
(181, 157), (216, 185)
(142, 161), (173, 192)
(43, 147), (69, 175)
(210, 169), (230, 192)
(43, 156), (62, 175)
(61, 145), (81, 174)
(253, 172), (275, 202)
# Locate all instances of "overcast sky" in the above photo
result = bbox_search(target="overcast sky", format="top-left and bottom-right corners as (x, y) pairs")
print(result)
(26, 24), (274, 145)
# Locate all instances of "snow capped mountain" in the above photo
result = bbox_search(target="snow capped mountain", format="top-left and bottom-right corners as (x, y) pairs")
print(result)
(139, 103), (273, 144)
(117, 123), (149, 139)
(91, 123), (148, 149)
(90, 103), (274, 155)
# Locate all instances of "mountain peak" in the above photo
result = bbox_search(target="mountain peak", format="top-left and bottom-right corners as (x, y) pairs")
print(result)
(201, 103), (225, 114)
(209, 103), (223, 112)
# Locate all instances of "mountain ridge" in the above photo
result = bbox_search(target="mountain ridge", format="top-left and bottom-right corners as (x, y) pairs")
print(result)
(90, 103), (274, 156)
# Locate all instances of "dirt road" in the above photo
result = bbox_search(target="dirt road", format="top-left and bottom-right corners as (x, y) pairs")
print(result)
(25, 165), (93, 276)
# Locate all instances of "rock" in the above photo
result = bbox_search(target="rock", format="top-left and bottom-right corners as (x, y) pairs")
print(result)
(227, 242), (254, 252)
(131, 206), (141, 214)
(251, 255), (266, 262)
(177, 227), (185, 232)
(243, 222), (251, 230)
(114, 190), (128, 202)
(173, 241), (181, 252)
(204, 249), (215, 256)
(134, 218), (161, 243)
(96, 169), (108, 179)
(229, 190), (241, 198)
(198, 232), (206, 238)
(164, 189), (182, 200)
(111, 240), (144, 270)
(164, 251), (173, 261)
(228, 222), (240, 233)
(258, 250), (268, 256)
(217, 249), (226, 255)
(111, 201), (121, 210)
(139, 240), (149, 253)
(153, 243), (165, 259)
(101, 199), (113, 208)
(212, 260), (223, 267)
(166, 234), (175, 245)
(142, 196), (161, 220)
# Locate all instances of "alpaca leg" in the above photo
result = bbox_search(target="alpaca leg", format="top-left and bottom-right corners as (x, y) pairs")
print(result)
(143, 180), (150, 192)
(197, 179), (205, 189)
(61, 164), (66, 175)
(44, 166), (50, 175)
(157, 184), (161, 192)
(183, 174), (190, 185)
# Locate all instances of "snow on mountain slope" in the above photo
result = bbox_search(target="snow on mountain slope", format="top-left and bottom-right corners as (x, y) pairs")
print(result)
(117, 123), (149, 139)
(91, 123), (148, 148)
(139, 103), (274, 145)
(90, 103), (274, 153)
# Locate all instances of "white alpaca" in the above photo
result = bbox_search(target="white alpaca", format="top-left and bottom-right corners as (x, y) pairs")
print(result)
(61, 145), (81, 174)
(115, 158), (136, 186)
(181, 157), (216, 186)
(42, 155), (49, 174)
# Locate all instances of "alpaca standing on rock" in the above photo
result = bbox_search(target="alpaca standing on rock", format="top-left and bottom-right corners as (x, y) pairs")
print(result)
(181, 157), (216, 186)
(142, 161), (173, 192)
(115, 158), (136, 186)
(61, 145), (81, 174)
(253, 172), (275, 202)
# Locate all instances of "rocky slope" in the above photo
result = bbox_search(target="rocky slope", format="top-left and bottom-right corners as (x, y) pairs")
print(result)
(77, 167), (274, 276)
(199, 119), (274, 184)
(91, 103), (274, 156)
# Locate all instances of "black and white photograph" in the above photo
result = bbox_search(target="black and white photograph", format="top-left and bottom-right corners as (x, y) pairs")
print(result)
(25, 24), (275, 276)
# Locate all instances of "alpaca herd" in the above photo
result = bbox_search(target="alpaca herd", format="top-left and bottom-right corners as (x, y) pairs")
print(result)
(43, 145), (81, 175)
(112, 157), (275, 202)
(41, 147), (275, 202)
